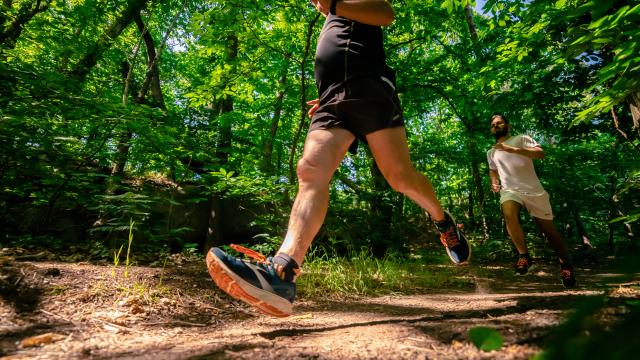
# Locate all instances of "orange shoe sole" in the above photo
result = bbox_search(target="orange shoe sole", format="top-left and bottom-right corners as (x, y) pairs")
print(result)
(205, 250), (292, 317)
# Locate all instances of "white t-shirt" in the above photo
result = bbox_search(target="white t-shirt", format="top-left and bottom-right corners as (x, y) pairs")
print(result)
(487, 134), (545, 194)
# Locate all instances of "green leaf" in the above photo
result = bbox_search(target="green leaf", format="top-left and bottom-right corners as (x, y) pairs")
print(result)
(468, 327), (504, 351)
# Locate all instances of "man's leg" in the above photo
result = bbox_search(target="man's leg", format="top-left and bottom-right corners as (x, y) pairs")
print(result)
(365, 127), (444, 220)
(533, 217), (576, 287)
(365, 127), (470, 264)
(502, 200), (534, 275)
(206, 128), (354, 316)
(501, 200), (527, 254)
(533, 217), (570, 263)
(278, 128), (355, 265)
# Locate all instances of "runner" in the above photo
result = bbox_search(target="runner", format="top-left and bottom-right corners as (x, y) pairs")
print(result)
(205, 0), (470, 317)
(487, 113), (576, 288)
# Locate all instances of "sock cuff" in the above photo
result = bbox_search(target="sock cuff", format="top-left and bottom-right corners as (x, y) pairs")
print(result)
(272, 253), (300, 282)
(434, 213), (453, 232)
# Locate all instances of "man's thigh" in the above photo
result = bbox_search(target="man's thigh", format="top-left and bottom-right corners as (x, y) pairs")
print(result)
(365, 126), (413, 175)
(300, 128), (355, 181)
(500, 194), (523, 220)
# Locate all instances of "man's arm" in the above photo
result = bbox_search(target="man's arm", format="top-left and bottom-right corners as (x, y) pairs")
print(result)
(489, 169), (501, 193)
(492, 143), (545, 160)
(315, 0), (394, 26)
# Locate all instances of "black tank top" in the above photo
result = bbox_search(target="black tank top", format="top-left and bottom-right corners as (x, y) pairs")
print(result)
(314, 14), (396, 97)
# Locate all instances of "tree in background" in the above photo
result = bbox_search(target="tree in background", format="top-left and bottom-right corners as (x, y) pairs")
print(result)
(0, 0), (637, 260)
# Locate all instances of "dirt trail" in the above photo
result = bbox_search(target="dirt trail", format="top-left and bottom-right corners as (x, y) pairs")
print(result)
(1, 255), (639, 360)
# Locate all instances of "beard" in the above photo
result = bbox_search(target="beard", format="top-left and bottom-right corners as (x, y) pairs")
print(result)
(493, 127), (508, 140)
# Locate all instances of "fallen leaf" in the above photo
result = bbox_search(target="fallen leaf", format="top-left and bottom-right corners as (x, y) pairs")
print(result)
(20, 333), (66, 348)
(290, 313), (313, 320)
(130, 304), (145, 314)
(103, 324), (122, 333)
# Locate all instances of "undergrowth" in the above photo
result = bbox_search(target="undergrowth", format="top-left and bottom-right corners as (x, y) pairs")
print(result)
(296, 250), (473, 299)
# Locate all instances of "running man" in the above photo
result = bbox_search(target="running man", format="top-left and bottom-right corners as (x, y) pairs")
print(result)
(205, 0), (471, 317)
(488, 113), (576, 288)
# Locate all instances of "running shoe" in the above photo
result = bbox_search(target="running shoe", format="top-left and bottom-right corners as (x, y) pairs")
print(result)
(206, 245), (296, 317)
(560, 263), (576, 288)
(515, 255), (533, 275)
(437, 211), (471, 264)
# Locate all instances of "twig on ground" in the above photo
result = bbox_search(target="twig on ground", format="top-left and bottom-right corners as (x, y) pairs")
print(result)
(92, 319), (142, 334)
(399, 344), (431, 352)
(142, 320), (208, 327)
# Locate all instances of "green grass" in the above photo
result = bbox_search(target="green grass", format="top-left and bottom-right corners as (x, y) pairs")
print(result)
(297, 251), (473, 300)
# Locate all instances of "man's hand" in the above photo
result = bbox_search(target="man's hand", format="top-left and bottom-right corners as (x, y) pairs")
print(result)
(311, 0), (394, 26)
(307, 99), (320, 118)
(489, 169), (501, 193)
(310, 0), (329, 16)
(493, 143), (545, 159)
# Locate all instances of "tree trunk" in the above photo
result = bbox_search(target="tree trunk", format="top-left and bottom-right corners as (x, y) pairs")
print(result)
(464, 1), (478, 42)
(629, 91), (640, 133)
(613, 205), (635, 241)
(134, 14), (165, 109)
(111, 131), (133, 178)
(59, 27), (83, 72)
(69, 0), (148, 82)
(611, 106), (638, 149)
(205, 196), (223, 251)
(466, 139), (489, 240)
(607, 176), (636, 253)
(133, 1), (184, 111)
(369, 158), (393, 257)
(570, 207), (592, 249)
(289, 14), (320, 184)
(205, 34), (238, 252)
(0, 0), (13, 26)
(110, 61), (139, 179)
(261, 57), (290, 174)
(462, 3), (490, 238)
(0, 0), (50, 50)
(607, 214), (615, 253)
(213, 34), (238, 166)
(112, 7), (174, 178)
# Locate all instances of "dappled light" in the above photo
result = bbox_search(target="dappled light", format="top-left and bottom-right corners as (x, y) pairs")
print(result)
(1, 0), (639, 358)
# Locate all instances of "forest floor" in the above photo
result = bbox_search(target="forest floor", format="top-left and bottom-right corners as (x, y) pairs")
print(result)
(1, 247), (640, 360)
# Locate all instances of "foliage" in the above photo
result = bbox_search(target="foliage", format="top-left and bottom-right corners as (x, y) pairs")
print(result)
(0, 0), (638, 261)
(296, 250), (473, 299)
(564, 0), (640, 123)
(534, 296), (640, 360)
(468, 326), (504, 351)
(112, 219), (135, 278)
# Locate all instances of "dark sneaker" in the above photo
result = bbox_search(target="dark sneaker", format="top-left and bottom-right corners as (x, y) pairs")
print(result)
(206, 245), (296, 317)
(437, 211), (471, 264)
(561, 264), (576, 288)
(515, 255), (533, 275)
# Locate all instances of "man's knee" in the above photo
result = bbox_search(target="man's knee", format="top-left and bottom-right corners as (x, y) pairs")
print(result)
(536, 218), (558, 233)
(502, 207), (520, 223)
(383, 168), (415, 193)
(296, 157), (331, 185)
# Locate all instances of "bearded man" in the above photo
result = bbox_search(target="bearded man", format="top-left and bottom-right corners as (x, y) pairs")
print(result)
(488, 114), (576, 288)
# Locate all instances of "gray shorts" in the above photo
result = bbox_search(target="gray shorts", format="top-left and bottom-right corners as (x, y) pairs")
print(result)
(500, 190), (554, 220)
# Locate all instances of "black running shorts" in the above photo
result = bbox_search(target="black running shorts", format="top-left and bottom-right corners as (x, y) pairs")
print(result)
(309, 76), (404, 153)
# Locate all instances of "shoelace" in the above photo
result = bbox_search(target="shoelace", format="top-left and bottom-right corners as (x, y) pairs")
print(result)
(440, 226), (460, 247)
(230, 244), (302, 280)
(230, 244), (267, 263)
(516, 257), (529, 268)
